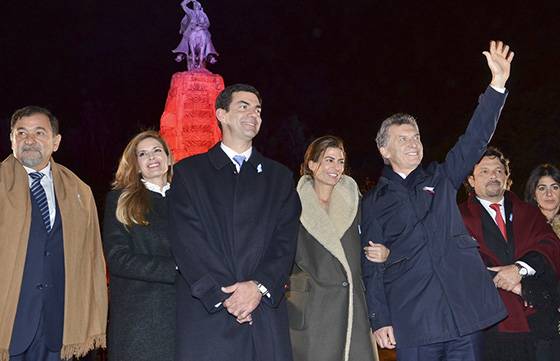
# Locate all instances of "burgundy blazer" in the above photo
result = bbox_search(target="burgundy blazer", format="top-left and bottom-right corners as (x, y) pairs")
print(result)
(459, 191), (560, 332)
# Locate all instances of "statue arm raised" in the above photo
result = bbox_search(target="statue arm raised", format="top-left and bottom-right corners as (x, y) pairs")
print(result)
(180, 0), (192, 12)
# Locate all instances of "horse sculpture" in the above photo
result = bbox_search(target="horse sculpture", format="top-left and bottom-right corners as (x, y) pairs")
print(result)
(172, 0), (218, 71)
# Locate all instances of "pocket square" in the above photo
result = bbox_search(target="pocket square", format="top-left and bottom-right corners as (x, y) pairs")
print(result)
(422, 186), (435, 195)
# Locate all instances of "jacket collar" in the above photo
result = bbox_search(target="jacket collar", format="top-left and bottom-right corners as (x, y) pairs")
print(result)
(297, 175), (359, 249)
(464, 191), (516, 257)
(468, 191), (516, 215)
(208, 143), (265, 171)
(380, 164), (428, 190)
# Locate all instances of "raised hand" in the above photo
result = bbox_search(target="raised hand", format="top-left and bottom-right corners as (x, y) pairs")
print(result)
(483, 40), (514, 89)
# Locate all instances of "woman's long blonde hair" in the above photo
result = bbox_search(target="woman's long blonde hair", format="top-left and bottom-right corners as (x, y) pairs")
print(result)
(112, 130), (173, 226)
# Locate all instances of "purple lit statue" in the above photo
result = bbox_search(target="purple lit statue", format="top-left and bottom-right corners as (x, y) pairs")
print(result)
(172, 0), (218, 71)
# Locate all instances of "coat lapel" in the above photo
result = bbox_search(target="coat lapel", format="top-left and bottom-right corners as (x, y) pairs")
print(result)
(462, 195), (501, 265)
(297, 175), (358, 263)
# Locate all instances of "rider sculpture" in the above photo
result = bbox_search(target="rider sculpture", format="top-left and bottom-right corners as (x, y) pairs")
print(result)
(172, 0), (218, 71)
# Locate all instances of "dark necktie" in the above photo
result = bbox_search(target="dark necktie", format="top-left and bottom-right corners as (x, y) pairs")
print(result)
(489, 203), (507, 241)
(29, 172), (51, 232)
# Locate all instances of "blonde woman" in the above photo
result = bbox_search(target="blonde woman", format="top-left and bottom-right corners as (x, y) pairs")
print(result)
(103, 130), (175, 361)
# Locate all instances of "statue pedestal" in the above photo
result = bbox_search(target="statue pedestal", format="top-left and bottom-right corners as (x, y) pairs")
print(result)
(160, 70), (224, 162)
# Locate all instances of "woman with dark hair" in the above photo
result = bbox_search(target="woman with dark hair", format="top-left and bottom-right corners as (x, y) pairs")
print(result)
(522, 163), (560, 361)
(525, 164), (560, 237)
(286, 135), (388, 361)
(103, 130), (176, 361)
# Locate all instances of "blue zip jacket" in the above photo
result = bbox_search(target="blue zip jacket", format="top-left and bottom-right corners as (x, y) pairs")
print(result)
(362, 87), (508, 347)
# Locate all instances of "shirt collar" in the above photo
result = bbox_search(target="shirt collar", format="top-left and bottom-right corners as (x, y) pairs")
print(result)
(395, 171), (407, 179)
(141, 179), (171, 197)
(476, 196), (504, 209)
(23, 163), (52, 181)
(220, 142), (252, 163)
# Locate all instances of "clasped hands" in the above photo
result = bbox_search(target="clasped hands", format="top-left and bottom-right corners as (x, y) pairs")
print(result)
(488, 264), (530, 307)
(488, 264), (521, 292)
(222, 281), (262, 324)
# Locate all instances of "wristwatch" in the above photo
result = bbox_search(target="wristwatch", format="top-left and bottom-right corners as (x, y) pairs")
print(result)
(515, 263), (528, 278)
(252, 281), (269, 296)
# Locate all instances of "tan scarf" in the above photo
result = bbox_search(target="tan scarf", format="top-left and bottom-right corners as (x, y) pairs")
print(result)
(0, 155), (107, 361)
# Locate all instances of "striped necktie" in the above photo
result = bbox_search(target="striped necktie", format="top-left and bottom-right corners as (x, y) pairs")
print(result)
(29, 172), (51, 232)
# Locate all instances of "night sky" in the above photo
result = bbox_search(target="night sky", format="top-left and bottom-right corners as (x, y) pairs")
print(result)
(2, 1), (560, 205)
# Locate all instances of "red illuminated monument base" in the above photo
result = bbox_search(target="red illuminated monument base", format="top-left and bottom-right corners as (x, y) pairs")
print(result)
(160, 70), (224, 162)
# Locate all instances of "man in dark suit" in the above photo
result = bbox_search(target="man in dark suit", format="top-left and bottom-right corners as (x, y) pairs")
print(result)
(1, 106), (107, 361)
(361, 41), (513, 361)
(169, 84), (301, 361)
(460, 147), (560, 361)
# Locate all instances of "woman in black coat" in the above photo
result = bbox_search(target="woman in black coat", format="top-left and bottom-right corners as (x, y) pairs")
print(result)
(103, 130), (176, 361)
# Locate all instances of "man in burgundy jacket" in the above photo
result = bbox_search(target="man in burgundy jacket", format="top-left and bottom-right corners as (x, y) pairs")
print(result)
(460, 147), (560, 361)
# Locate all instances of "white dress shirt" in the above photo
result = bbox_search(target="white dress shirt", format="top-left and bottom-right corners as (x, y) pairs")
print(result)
(142, 179), (170, 196)
(476, 196), (535, 275)
(220, 143), (252, 173)
(476, 197), (506, 224)
(24, 163), (56, 227)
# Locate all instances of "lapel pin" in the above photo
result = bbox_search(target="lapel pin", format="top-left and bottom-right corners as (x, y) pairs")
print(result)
(257, 164), (263, 173)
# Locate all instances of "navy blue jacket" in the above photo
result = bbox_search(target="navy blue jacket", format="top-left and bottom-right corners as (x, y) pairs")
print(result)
(169, 144), (301, 361)
(362, 87), (508, 347)
(10, 195), (64, 354)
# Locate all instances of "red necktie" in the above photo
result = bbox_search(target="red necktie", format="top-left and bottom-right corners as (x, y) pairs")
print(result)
(489, 203), (508, 241)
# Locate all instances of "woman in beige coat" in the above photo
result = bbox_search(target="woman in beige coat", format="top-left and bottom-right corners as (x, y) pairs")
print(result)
(287, 135), (388, 361)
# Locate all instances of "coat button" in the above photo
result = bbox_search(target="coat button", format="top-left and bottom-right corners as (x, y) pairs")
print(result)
(342, 281), (349, 287)
(36, 284), (44, 290)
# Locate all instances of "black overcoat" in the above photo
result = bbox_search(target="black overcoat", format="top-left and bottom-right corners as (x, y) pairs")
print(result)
(169, 144), (301, 361)
(103, 189), (177, 361)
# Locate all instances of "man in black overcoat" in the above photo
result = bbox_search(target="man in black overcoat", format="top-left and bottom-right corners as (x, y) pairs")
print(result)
(169, 83), (301, 361)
